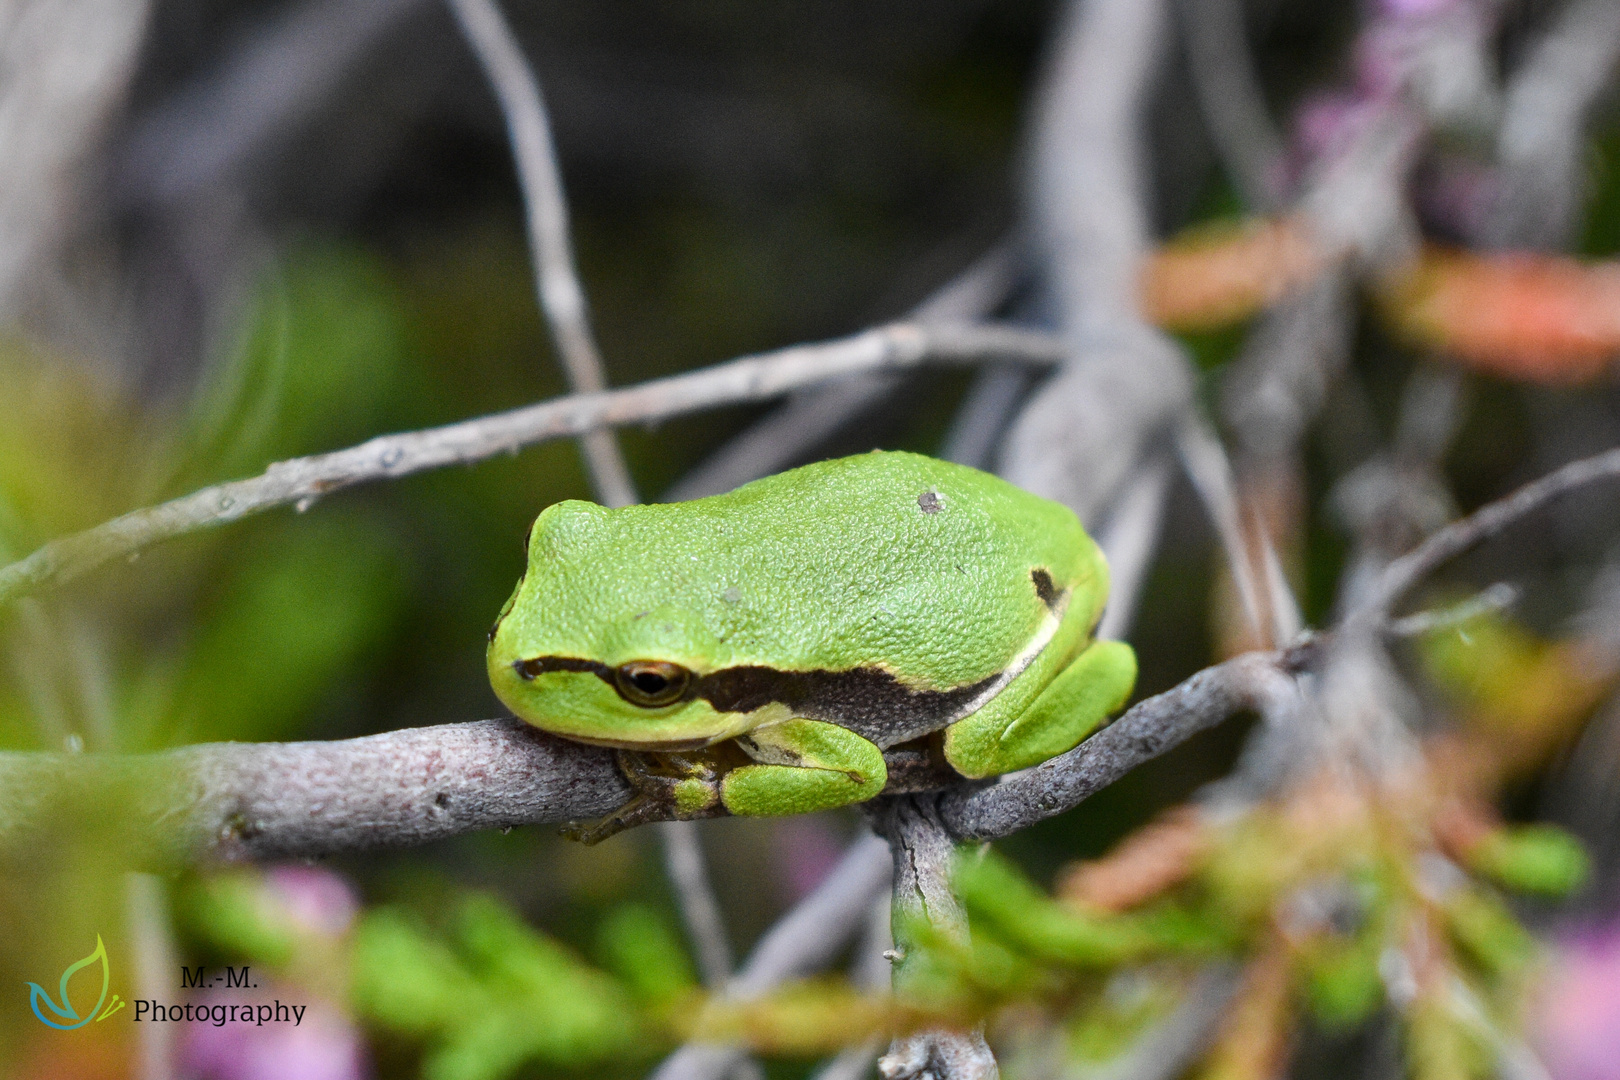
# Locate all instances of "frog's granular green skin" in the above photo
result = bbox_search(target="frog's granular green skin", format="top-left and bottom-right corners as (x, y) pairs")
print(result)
(488, 450), (1136, 819)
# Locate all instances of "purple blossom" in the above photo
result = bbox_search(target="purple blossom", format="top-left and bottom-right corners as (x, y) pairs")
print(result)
(263, 865), (360, 940)
(1535, 923), (1620, 1080)
(181, 988), (368, 1080)
(775, 817), (846, 902)
(1377, 0), (1463, 16)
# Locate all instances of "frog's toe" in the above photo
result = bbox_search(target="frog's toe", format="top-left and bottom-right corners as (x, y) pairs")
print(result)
(561, 795), (665, 844)
(561, 749), (729, 843)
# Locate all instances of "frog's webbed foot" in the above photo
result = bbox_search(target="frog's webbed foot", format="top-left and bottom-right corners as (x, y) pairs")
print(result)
(561, 749), (731, 844)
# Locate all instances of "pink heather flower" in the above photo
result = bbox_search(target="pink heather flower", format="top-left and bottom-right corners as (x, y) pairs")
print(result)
(1292, 92), (1376, 168)
(263, 866), (360, 940)
(775, 817), (847, 902)
(1377, 0), (1462, 16)
(181, 988), (368, 1080)
(1534, 923), (1620, 1080)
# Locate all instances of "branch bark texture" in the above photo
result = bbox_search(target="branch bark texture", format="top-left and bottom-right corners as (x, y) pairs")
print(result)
(0, 321), (1061, 608)
(0, 718), (626, 864)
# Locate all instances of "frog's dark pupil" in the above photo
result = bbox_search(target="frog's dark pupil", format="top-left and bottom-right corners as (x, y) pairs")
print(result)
(632, 672), (667, 694)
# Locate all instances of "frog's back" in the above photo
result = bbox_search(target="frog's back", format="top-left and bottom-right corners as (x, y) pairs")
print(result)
(528, 451), (1106, 691)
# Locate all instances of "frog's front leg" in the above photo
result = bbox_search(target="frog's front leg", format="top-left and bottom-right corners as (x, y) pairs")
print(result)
(943, 637), (1136, 778)
(722, 718), (888, 816)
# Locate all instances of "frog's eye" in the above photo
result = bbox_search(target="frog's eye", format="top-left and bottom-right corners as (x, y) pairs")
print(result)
(614, 661), (691, 707)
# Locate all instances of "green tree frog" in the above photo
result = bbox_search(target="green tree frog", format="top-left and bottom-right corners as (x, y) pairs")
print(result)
(488, 451), (1135, 838)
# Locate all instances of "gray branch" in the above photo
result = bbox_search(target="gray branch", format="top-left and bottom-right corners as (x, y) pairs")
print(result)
(1176, 0), (1284, 212)
(0, 718), (626, 864)
(650, 834), (893, 1080)
(446, 0), (747, 1010)
(446, 0), (637, 507)
(939, 648), (1307, 841)
(0, 644), (1306, 866)
(1486, 0), (1620, 250)
(1349, 445), (1620, 628)
(870, 796), (998, 1080)
(1001, 0), (1192, 531)
(0, 321), (1062, 609)
(658, 818), (735, 992)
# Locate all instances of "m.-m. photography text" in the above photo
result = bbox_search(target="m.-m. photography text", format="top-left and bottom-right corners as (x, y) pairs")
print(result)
(133, 999), (308, 1028)
(26, 938), (308, 1033)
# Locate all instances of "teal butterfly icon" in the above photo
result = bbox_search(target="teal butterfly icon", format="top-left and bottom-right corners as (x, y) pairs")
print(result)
(27, 935), (124, 1029)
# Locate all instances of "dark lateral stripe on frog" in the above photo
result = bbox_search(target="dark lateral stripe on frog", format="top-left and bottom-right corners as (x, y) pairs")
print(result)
(513, 656), (997, 747)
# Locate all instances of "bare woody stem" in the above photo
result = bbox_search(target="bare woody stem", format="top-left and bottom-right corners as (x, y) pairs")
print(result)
(939, 648), (1307, 841)
(445, 0), (638, 507)
(445, 0), (747, 1007)
(0, 321), (1061, 609)
(1350, 445), (1620, 628)
(649, 835), (893, 1080)
(0, 649), (1300, 866)
(0, 719), (627, 865)
(869, 796), (997, 1080)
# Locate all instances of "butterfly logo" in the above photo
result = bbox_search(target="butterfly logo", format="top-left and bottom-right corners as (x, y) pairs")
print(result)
(27, 935), (125, 1029)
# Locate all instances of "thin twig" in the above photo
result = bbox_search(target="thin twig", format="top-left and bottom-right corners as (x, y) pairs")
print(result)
(664, 242), (1016, 502)
(650, 835), (893, 1080)
(445, 0), (636, 507)
(939, 364), (1034, 470)
(1352, 446), (1620, 628)
(447, 0), (747, 1011)
(0, 321), (1062, 609)
(659, 819), (735, 990)
(808, 895), (894, 1080)
(1487, 0), (1620, 250)
(127, 873), (179, 1080)
(939, 648), (1306, 841)
(1176, 0), (1284, 211)
(1175, 419), (1302, 646)
(1384, 582), (1518, 638)
(1094, 454), (1173, 642)
(1331, 364), (1465, 614)
(115, 0), (427, 208)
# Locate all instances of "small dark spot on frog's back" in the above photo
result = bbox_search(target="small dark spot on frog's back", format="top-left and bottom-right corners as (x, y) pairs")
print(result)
(917, 490), (944, 515)
(1030, 567), (1059, 608)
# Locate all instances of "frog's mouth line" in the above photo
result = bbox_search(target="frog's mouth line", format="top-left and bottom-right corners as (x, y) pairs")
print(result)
(554, 731), (717, 753)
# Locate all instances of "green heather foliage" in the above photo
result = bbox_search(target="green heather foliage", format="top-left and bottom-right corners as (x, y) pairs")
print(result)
(595, 903), (698, 1009)
(952, 851), (1225, 967)
(1467, 825), (1590, 898)
(352, 896), (655, 1080)
(181, 873), (302, 971)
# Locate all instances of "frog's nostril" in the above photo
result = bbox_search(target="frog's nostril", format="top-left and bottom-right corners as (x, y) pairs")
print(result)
(514, 659), (544, 681)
